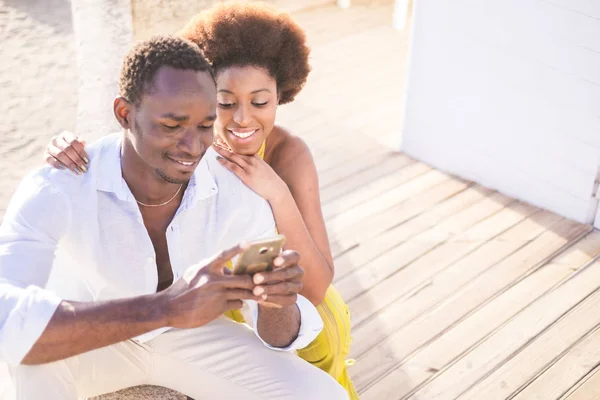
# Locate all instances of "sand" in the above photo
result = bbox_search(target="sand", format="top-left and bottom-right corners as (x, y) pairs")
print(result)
(0, 2), (77, 396)
(0, 0), (78, 217)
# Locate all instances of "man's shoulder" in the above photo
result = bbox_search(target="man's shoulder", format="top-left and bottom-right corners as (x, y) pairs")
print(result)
(204, 147), (267, 206)
(18, 133), (121, 202)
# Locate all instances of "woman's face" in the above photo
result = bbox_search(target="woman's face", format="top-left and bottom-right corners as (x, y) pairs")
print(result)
(214, 65), (278, 155)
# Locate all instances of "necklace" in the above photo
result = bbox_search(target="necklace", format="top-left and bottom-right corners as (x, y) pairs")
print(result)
(135, 184), (183, 207)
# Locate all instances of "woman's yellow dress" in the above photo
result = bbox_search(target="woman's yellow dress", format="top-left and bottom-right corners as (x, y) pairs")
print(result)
(223, 141), (358, 399)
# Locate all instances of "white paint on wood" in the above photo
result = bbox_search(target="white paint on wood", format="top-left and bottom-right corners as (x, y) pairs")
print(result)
(393, 0), (410, 30)
(401, 0), (600, 226)
(337, 0), (350, 9)
(71, 0), (133, 143)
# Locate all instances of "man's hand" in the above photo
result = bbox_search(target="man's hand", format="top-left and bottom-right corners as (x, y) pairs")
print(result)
(160, 243), (261, 329)
(251, 249), (304, 308)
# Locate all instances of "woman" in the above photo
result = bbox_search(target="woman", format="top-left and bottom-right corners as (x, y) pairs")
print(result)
(44, 3), (358, 399)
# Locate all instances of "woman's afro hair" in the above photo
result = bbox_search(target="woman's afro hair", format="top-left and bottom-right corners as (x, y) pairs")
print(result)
(179, 2), (311, 104)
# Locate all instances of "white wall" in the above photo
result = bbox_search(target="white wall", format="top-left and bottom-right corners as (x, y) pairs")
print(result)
(401, 0), (600, 225)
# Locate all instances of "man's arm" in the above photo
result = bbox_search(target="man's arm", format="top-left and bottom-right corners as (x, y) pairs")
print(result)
(0, 178), (168, 365)
(256, 304), (300, 348)
(21, 295), (168, 365)
(0, 178), (165, 365)
(0, 176), (258, 365)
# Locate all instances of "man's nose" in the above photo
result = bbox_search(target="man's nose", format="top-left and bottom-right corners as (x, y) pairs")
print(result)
(178, 128), (204, 157)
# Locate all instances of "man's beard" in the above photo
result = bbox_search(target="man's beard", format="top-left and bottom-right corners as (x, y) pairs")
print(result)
(155, 167), (190, 185)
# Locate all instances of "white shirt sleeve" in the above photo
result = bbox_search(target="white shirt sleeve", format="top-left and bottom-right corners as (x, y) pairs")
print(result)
(241, 200), (324, 351)
(245, 295), (324, 352)
(0, 174), (68, 365)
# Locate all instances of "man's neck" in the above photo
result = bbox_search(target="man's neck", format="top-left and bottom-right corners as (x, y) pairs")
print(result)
(120, 138), (185, 205)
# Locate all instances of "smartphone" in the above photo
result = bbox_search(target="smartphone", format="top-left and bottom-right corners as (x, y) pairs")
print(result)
(232, 235), (286, 275)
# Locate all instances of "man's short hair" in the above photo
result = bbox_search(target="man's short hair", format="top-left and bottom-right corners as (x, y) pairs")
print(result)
(118, 35), (214, 106)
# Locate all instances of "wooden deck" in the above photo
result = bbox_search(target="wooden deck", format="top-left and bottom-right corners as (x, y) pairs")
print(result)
(282, 1), (600, 399)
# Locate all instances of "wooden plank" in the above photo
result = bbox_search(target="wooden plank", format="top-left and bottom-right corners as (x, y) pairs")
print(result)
(322, 160), (430, 219)
(354, 257), (571, 392)
(349, 211), (569, 359)
(391, 223), (592, 400)
(325, 169), (451, 234)
(314, 139), (385, 173)
(318, 148), (412, 189)
(340, 202), (541, 317)
(331, 185), (511, 261)
(320, 154), (416, 204)
(511, 308), (600, 400)
(329, 177), (469, 258)
(380, 231), (600, 400)
(333, 186), (502, 282)
(562, 365), (600, 400)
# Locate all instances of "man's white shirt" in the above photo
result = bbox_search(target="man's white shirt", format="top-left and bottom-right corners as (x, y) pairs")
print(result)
(0, 133), (322, 365)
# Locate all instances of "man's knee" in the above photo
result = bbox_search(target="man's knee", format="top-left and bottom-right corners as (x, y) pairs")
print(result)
(289, 363), (349, 400)
(10, 359), (78, 399)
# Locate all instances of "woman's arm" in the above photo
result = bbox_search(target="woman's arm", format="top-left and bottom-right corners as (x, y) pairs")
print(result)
(268, 136), (334, 304)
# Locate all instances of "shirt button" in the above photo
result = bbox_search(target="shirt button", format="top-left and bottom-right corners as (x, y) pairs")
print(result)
(147, 256), (154, 263)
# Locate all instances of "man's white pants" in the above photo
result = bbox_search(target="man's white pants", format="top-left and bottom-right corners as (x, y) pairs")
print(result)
(9, 317), (349, 400)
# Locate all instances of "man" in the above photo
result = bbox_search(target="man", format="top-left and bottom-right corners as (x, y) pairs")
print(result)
(0, 36), (348, 400)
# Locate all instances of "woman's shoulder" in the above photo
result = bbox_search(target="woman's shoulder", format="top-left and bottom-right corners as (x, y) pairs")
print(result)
(267, 126), (313, 174)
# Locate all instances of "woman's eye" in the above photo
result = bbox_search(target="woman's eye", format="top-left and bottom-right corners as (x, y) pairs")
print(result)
(253, 102), (268, 107)
(218, 103), (234, 109)
(163, 125), (180, 130)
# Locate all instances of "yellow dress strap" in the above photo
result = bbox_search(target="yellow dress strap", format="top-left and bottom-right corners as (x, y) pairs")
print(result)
(257, 140), (266, 160)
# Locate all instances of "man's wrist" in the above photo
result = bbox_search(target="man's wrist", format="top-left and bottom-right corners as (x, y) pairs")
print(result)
(257, 303), (301, 346)
(147, 291), (171, 328)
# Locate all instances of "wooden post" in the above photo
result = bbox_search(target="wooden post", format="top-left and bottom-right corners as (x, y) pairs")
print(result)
(338, 0), (350, 9)
(393, 0), (410, 30)
(70, 0), (133, 142)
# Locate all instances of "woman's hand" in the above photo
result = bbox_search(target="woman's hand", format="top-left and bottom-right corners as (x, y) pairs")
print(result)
(213, 143), (289, 203)
(44, 131), (89, 174)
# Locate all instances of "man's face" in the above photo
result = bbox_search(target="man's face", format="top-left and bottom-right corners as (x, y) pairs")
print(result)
(126, 66), (217, 184)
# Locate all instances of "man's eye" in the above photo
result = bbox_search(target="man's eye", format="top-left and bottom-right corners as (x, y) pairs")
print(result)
(218, 103), (234, 109)
(163, 125), (180, 130)
(200, 125), (214, 130)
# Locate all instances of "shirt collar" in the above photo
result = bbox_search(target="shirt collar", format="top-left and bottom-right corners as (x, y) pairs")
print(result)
(96, 134), (218, 206)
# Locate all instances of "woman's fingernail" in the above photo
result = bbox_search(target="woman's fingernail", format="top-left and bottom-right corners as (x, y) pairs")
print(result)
(254, 286), (265, 295)
(80, 165), (88, 173)
(274, 257), (284, 266)
(261, 294), (268, 301)
(254, 274), (264, 284)
(83, 156), (89, 164)
(216, 156), (223, 161)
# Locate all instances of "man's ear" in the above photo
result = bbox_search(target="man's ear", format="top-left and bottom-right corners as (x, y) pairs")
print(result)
(114, 97), (133, 129)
